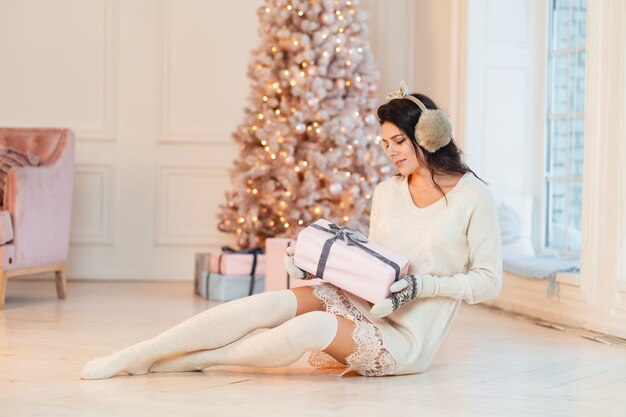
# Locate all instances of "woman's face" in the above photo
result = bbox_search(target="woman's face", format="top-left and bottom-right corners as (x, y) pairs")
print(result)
(380, 122), (422, 176)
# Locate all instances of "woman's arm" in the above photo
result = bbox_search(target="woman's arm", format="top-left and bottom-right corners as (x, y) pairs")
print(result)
(424, 192), (503, 304)
(367, 186), (381, 241)
(371, 190), (503, 317)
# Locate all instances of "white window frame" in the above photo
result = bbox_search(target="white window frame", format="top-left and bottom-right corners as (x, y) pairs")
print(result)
(542, 0), (586, 258)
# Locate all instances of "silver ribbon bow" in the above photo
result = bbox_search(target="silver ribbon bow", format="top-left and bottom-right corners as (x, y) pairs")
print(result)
(385, 80), (410, 102)
(326, 223), (368, 246)
(310, 221), (402, 281)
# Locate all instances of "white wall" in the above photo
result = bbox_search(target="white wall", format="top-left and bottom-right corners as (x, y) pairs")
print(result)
(365, 0), (464, 146)
(464, 0), (546, 195)
(464, 0), (547, 255)
(0, 0), (256, 280)
(1, 0), (459, 281)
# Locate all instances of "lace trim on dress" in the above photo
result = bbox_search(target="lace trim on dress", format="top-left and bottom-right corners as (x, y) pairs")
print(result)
(309, 284), (397, 377)
(344, 318), (398, 377)
(307, 350), (345, 369)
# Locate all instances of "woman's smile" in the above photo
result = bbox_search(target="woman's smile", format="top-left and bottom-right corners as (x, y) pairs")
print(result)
(394, 159), (406, 168)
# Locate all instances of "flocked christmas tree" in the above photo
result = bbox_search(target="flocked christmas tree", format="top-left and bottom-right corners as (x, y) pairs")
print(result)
(217, 0), (391, 249)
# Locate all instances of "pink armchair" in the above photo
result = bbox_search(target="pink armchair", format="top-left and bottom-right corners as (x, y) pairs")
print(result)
(0, 128), (75, 309)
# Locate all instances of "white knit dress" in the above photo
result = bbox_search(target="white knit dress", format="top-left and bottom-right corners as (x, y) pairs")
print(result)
(309, 172), (503, 376)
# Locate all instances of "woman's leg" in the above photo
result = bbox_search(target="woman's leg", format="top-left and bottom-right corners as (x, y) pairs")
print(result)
(149, 311), (356, 372)
(149, 286), (357, 373)
(80, 290), (299, 380)
(290, 285), (325, 316)
(321, 316), (357, 365)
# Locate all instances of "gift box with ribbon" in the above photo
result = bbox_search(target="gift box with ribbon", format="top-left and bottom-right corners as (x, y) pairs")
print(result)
(210, 247), (266, 276)
(194, 247), (266, 301)
(265, 237), (320, 291)
(196, 272), (264, 301)
(293, 219), (410, 304)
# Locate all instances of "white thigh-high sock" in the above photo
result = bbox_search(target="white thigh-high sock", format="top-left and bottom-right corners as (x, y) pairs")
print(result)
(80, 290), (297, 379)
(149, 311), (338, 373)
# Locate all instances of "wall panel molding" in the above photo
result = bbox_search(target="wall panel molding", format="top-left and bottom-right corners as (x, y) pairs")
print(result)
(70, 164), (115, 244)
(76, 0), (118, 142)
(155, 165), (230, 246)
(158, 0), (238, 144)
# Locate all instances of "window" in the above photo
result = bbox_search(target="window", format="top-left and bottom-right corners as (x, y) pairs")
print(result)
(545, 0), (586, 255)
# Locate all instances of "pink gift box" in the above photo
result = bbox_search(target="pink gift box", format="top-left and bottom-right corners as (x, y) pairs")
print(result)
(265, 237), (319, 291)
(210, 249), (266, 276)
(293, 219), (410, 304)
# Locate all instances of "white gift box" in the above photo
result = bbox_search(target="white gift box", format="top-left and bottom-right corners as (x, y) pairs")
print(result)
(196, 272), (264, 301)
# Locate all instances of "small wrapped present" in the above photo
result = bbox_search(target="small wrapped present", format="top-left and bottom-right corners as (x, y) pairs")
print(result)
(293, 219), (410, 304)
(197, 272), (264, 301)
(210, 247), (266, 275)
(194, 247), (265, 300)
(265, 237), (320, 291)
(194, 252), (212, 294)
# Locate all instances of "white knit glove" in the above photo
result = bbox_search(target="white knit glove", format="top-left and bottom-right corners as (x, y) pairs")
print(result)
(370, 274), (437, 317)
(283, 246), (316, 280)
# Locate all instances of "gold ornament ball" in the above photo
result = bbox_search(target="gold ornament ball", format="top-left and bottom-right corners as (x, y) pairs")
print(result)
(237, 236), (249, 248)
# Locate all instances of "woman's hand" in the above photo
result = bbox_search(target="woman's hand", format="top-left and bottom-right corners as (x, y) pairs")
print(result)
(370, 274), (437, 317)
(284, 246), (316, 280)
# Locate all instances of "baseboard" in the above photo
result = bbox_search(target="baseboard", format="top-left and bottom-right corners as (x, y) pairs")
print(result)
(486, 272), (626, 339)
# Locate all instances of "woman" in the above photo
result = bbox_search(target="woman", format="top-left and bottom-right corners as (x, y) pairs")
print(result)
(80, 82), (502, 379)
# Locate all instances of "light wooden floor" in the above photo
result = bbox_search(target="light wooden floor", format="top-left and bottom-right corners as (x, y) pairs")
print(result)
(1, 280), (625, 417)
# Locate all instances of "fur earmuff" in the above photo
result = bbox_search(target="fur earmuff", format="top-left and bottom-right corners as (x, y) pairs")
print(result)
(415, 109), (452, 153)
(382, 81), (453, 153)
